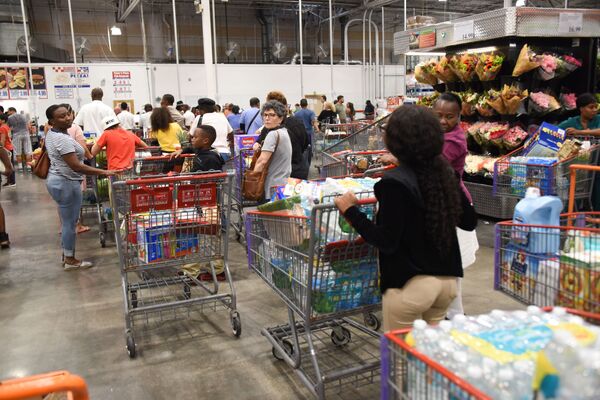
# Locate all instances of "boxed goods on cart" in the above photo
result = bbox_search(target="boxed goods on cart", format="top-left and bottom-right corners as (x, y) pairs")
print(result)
(382, 307), (600, 400)
(496, 211), (600, 313)
(233, 133), (259, 155)
(493, 122), (597, 200)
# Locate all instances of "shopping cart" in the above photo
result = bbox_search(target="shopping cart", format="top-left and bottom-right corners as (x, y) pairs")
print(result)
(492, 144), (599, 205)
(494, 212), (600, 313)
(319, 151), (390, 178)
(223, 148), (259, 243)
(320, 117), (388, 166)
(110, 171), (240, 358)
(0, 370), (89, 400)
(380, 308), (599, 400)
(246, 197), (382, 399)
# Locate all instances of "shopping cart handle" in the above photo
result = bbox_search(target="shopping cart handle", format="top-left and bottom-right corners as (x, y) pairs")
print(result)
(125, 171), (231, 185)
(136, 154), (195, 161)
(0, 370), (89, 400)
(355, 197), (377, 206)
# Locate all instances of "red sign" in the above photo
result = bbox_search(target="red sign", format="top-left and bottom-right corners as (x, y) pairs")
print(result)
(418, 29), (436, 48)
(177, 183), (217, 208)
(130, 186), (173, 213)
(112, 71), (131, 79)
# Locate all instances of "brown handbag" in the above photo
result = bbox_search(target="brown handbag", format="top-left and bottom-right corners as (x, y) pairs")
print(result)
(32, 145), (50, 179)
(242, 132), (280, 201)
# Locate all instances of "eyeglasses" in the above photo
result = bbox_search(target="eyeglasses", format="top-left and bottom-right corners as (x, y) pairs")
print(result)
(262, 113), (279, 119)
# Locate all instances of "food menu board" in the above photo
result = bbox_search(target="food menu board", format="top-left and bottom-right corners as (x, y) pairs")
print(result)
(31, 67), (48, 99)
(7, 67), (29, 99)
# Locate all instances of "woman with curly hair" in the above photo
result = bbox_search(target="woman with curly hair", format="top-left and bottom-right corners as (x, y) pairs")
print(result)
(334, 105), (477, 331)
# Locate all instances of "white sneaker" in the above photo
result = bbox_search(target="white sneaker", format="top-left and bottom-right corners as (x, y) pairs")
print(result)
(63, 260), (94, 271)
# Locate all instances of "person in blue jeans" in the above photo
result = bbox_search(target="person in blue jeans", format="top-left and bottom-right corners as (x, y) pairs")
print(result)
(294, 99), (319, 165)
(45, 104), (115, 270)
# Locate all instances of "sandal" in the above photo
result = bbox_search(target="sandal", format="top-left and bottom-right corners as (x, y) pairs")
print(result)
(76, 225), (91, 234)
(63, 259), (94, 271)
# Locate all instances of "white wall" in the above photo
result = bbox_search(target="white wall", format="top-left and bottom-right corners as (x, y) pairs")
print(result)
(1, 62), (405, 123)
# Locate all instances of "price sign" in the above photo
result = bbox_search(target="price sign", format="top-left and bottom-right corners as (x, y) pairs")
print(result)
(454, 20), (475, 41)
(558, 13), (583, 34)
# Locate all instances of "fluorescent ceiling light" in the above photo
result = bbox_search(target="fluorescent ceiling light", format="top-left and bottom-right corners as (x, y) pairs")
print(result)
(110, 26), (122, 36)
(459, 46), (498, 54)
(405, 51), (446, 56)
(516, 0), (526, 6)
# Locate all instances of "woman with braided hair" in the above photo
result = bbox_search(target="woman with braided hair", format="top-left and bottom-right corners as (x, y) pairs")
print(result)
(334, 105), (477, 331)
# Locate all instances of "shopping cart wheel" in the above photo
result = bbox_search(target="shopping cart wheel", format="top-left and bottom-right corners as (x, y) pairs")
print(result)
(100, 232), (106, 248)
(183, 285), (191, 300)
(272, 339), (294, 361)
(231, 312), (242, 337)
(331, 326), (351, 346)
(364, 312), (381, 331)
(126, 334), (136, 358)
(130, 291), (138, 309)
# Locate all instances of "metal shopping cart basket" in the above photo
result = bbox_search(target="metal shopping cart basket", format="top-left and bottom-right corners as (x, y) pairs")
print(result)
(320, 151), (390, 178)
(110, 171), (240, 358)
(320, 117), (388, 166)
(380, 308), (599, 400)
(0, 370), (89, 400)
(495, 212), (600, 313)
(492, 144), (600, 206)
(223, 148), (260, 243)
(246, 196), (382, 399)
(495, 164), (600, 313)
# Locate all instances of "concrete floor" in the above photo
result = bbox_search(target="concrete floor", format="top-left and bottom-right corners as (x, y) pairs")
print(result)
(0, 172), (523, 399)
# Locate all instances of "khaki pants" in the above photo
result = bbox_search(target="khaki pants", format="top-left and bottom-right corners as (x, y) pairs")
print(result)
(382, 275), (457, 332)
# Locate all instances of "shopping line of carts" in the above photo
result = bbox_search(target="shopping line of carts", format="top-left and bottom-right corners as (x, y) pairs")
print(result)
(319, 150), (391, 179)
(110, 170), (240, 358)
(245, 189), (382, 399)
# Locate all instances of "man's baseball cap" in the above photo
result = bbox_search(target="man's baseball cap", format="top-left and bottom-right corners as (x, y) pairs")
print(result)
(102, 115), (120, 130)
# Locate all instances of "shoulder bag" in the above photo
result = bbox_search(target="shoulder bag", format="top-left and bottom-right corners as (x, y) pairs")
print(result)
(32, 145), (50, 179)
(242, 131), (280, 201)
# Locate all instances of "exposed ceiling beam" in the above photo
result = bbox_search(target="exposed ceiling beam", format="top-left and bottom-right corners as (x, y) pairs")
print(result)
(117, 0), (140, 22)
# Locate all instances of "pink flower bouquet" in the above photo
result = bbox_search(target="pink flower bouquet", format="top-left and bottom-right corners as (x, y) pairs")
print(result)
(528, 92), (561, 115)
(537, 53), (559, 81)
(560, 93), (577, 110)
(555, 55), (583, 78)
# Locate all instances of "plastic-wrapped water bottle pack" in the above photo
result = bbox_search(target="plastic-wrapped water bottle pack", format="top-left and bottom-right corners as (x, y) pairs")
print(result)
(410, 307), (600, 399)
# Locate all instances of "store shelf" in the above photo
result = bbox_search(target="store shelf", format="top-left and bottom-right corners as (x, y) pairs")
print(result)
(394, 7), (600, 54)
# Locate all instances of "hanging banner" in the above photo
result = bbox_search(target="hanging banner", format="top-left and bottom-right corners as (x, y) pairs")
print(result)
(0, 68), (7, 100)
(7, 67), (29, 99)
(31, 67), (48, 99)
(112, 71), (133, 99)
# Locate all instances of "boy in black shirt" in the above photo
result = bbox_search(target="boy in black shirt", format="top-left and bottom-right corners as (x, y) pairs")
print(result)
(171, 124), (224, 172)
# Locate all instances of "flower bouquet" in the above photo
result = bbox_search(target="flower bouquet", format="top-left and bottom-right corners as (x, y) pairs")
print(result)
(416, 92), (439, 108)
(475, 52), (504, 81)
(476, 94), (496, 117)
(449, 54), (478, 82)
(537, 53), (560, 81)
(456, 91), (479, 116)
(528, 92), (561, 115)
(512, 44), (540, 77)
(555, 55), (583, 78)
(503, 126), (529, 151)
(560, 93), (577, 111)
(415, 59), (438, 85)
(501, 84), (529, 115)
(486, 89), (507, 115)
(432, 56), (459, 83)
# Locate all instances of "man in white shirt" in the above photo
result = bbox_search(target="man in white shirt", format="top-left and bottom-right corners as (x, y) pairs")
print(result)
(140, 104), (153, 136)
(191, 98), (232, 161)
(182, 104), (195, 130)
(117, 102), (135, 130)
(73, 88), (116, 137)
